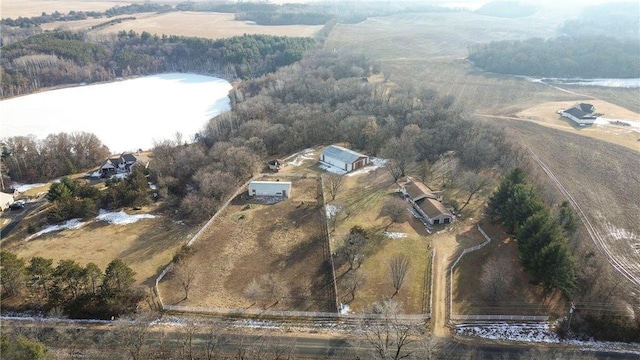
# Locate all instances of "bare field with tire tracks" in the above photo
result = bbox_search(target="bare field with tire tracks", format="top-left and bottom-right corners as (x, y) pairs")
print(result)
(505, 119), (640, 293)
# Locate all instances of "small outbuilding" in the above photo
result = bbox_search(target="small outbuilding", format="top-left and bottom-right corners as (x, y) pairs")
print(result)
(559, 103), (598, 126)
(248, 180), (292, 198)
(320, 145), (369, 173)
(268, 159), (285, 172)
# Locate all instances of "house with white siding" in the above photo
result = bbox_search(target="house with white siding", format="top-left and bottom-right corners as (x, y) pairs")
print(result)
(320, 145), (369, 173)
(248, 180), (292, 198)
(559, 103), (598, 126)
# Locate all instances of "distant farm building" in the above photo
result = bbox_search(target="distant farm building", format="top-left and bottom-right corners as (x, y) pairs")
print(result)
(400, 177), (453, 226)
(248, 180), (292, 198)
(559, 103), (598, 126)
(268, 159), (285, 172)
(320, 145), (369, 173)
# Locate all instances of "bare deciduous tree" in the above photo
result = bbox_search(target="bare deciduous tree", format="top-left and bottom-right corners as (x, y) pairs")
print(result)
(357, 299), (420, 360)
(174, 257), (198, 300)
(340, 269), (366, 303)
(381, 136), (414, 182)
(114, 311), (156, 360)
(381, 197), (410, 228)
(260, 274), (289, 309)
(457, 171), (492, 212)
(480, 254), (513, 302)
(343, 232), (366, 271)
(324, 172), (345, 201)
(244, 278), (262, 306)
(389, 255), (411, 298)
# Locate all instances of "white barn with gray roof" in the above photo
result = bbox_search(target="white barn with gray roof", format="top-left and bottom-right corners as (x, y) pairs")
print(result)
(248, 180), (291, 198)
(320, 145), (369, 173)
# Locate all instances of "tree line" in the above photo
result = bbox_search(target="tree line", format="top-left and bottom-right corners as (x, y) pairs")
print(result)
(0, 251), (142, 319)
(0, 3), (173, 28)
(468, 36), (640, 79)
(44, 168), (150, 224)
(2, 132), (110, 183)
(488, 168), (577, 296)
(1, 30), (315, 97)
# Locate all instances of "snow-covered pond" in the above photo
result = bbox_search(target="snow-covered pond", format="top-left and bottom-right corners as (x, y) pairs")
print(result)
(0, 73), (232, 152)
(528, 77), (640, 88)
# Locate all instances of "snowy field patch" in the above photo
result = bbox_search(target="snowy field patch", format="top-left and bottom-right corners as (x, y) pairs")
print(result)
(0, 73), (231, 152)
(12, 183), (48, 193)
(325, 204), (341, 219)
(286, 148), (315, 167)
(96, 210), (156, 225)
(27, 219), (86, 240)
(383, 232), (408, 239)
(595, 118), (640, 131)
(319, 163), (347, 175)
(339, 303), (351, 315)
(455, 322), (559, 343)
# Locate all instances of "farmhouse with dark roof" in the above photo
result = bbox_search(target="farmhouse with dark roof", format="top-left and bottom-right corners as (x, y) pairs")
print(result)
(559, 103), (598, 126)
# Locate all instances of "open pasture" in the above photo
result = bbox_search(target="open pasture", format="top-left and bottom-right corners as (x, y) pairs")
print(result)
(42, 11), (322, 40)
(159, 176), (334, 312)
(1, 0), (132, 18)
(2, 208), (194, 287)
(328, 168), (432, 314)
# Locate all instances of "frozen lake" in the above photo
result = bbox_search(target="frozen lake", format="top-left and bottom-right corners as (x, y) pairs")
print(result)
(0, 73), (232, 152)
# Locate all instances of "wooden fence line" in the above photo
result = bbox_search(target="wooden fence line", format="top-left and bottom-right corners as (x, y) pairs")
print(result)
(154, 178), (254, 309)
(448, 225), (549, 323)
(164, 304), (429, 321)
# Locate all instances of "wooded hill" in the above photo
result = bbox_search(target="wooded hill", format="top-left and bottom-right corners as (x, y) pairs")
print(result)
(468, 36), (640, 78)
(0, 31), (315, 98)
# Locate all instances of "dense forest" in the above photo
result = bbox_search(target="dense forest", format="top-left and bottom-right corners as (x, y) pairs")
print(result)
(0, 3), (173, 28)
(469, 2), (640, 78)
(0, 31), (315, 97)
(468, 36), (640, 78)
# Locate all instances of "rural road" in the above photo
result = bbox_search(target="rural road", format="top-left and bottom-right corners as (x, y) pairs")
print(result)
(1, 317), (632, 359)
(0, 199), (42, 239)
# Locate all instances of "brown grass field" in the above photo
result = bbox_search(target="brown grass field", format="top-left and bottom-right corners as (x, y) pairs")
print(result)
(42, 12), (322, 40)
(1, 0), (132, 18)
(159, 176), (334, 312)
(2, 203), (195, 287)
(452, 221), (564, 316)
(331, 171), (432, 315)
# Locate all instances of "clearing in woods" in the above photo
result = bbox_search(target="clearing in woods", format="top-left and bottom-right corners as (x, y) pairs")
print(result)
(159, 176), (334, 312)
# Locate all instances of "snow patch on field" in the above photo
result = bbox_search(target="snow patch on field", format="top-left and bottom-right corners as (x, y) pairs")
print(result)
(595, 118), (640, 131)
(603, 222), (639, 242)
(383, 232), (408, 239)
(456, 322), (559, 343)
(96, 210), (156, 225)
(27, 219), (86, 240)
(325, 204), (340, 219)
(339, 303), (351, 315)
(12, 183), (48, 193)
(286, 148), (315, 167)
